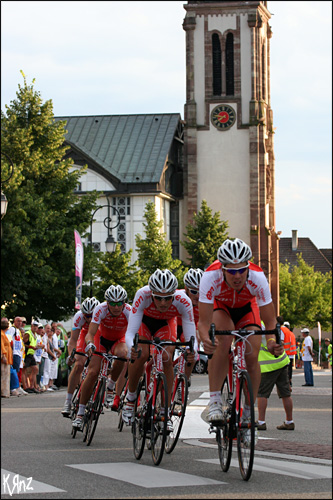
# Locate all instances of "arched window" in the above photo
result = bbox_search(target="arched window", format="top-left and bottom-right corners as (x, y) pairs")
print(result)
(225, 33), (234, 96)
(212, 33), (222, 95)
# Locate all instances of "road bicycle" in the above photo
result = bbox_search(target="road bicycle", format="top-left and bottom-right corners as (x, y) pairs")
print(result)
(165, 338), (194, 454)
(208, 323), (281, 481)
(131, 334), (194, 466)
(78, 351), (127, 446)
(117, 373), (129, 432)
(69, 349), (90, 439)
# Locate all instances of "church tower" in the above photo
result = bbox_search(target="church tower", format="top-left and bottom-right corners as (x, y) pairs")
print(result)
(182, 0), (279, 310)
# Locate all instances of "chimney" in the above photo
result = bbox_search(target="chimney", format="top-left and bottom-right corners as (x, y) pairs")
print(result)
(292, 230), (298, 251)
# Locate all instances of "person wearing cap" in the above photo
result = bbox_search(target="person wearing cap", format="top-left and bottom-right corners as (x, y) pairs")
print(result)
(300, 327), (314, 386)
(22, 320), (41, 393)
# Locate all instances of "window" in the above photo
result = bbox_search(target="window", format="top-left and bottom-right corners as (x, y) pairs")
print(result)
(225, 33), (234, 96)
(212, 34), (222, 96)
(112, 197), (130, 253)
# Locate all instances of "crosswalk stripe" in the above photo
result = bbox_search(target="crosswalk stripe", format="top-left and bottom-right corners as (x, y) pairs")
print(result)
(66, 462), (226, 487)
(1, 469), (65, 495)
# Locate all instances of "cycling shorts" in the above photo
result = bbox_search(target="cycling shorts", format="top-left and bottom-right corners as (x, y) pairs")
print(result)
(94, 335), (125, 355)
(214, 300), (261, 330)
(139, 315), (177, 342)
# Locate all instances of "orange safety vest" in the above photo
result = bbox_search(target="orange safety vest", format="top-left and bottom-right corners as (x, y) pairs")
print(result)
(281, 326), (297, 356)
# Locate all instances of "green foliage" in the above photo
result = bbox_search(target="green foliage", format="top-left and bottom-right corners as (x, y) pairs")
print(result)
(279, 254), (332, 331)
(181, 199), (229, 269)
(92, 244), (142, 303)
(1, 72), (98, 320)
(135, 200), (187, 287)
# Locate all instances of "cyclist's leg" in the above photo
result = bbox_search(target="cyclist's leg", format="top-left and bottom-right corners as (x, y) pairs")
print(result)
(115, 361), (128, 397)
(77, 355), (101, 407)
(67, 354), (85, 394)
(110, 340), (128, 383)
(156, 317), (177, 407)
(208, 309), (234, 392)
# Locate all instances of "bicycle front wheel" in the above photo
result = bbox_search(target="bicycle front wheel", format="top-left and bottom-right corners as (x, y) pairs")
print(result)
(151, 373), (168, 466)
(236, 371), (255, 481)
(85, 378), (105, 446)
(217, 377), (233, 472)
(70, 384), (81, 439)
(132, 377), (147, 460)
(165, 374), (188, 454)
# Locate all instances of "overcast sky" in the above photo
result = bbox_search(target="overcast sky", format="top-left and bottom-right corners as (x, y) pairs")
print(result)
(1, 1), (332, 249)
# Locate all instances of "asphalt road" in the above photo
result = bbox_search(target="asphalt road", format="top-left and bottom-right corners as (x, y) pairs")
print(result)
(1, 367), (332, 499)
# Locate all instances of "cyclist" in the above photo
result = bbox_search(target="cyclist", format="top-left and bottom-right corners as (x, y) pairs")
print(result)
(61, 297), (100, 417)
(198, 238), (283, 424)
(72, 285), (130, 429)
(123, 269), (197, 429)
(176, 268), (204, 381)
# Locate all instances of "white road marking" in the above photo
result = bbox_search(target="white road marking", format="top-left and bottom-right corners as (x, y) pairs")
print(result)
(197, 458), (332, 480)
(1, 469), (65, 495)
(66, 463), (226, 487)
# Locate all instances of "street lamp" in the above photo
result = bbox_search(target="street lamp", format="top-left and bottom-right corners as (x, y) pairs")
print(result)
(89, 203), (121, 295)
(1, 152), (14, 222)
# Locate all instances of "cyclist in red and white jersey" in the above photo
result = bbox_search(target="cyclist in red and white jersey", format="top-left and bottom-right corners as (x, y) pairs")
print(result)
(123, 269), (197, 428)
(198, 238), (283, 423)
(72, 285), (130, 429)
(61, 297), (100, 417)
(176, 268), (203, 380)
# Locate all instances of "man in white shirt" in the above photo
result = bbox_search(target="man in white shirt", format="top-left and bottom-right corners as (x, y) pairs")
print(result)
(301, 328), (314, 386)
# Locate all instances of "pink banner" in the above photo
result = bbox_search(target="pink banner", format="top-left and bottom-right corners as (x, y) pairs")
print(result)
(74, 230), (84, 310)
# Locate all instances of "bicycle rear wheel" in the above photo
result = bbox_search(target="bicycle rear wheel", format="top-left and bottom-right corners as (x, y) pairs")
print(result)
(217, 377), (233, 472)
(132, 377), (147, 460)
(165, 374), (188, 454)
(236, 371), (255, 481)
(85, 378), (105, 446)
(70, 384), (81, 439)
(117, 380), (128, 432)
(151, 373), (168, 466)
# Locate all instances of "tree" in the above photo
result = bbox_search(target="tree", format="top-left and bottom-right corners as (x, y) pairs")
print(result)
(279, 254), (332, 331)
(135, 200), (186, 286)
(1, 72), (98, 320)
(181, 199), (229, 269)
(92, 244), (142, 303)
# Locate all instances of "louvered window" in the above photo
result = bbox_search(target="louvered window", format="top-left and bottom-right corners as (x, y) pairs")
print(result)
(226, 33), (234, 96)
(212, 34), (222, 96)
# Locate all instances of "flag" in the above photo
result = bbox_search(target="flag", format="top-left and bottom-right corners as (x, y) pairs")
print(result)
(74, 230), (84, 310)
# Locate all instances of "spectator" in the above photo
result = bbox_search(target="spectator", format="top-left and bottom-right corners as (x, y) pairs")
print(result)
(6, 317), (27, 395)
(276, 316), (297, 388)
(324, 338), (332, 371)
(50, 327), (62, 390)
(34, 324), (45, 390)
(257, 329), (295, 431)
(43, 325), (57, 391)
(301, 327), (314, 386)
(40, 324), (49, 389)
(1, 318), (12, 398)
(22, 320), (41, 393)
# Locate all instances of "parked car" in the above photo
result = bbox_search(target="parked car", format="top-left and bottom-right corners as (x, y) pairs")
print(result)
(193, 351), (209, 374)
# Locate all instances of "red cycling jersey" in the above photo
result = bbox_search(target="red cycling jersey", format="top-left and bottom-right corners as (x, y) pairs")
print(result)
(72, 310), (90, 353)
(199, 260), (272, 308)
(91, 301), (131, 342)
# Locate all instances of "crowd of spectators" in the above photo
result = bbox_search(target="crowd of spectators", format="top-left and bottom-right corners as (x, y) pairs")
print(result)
(1, 316), (63, 397)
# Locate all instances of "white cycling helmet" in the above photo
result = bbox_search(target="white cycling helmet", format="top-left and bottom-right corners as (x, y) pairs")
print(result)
(104, 285), (127, 303)
(301, 328), (310, 334)
(81, 297), (100, 315)
(283, 321), (290, 328)
(184, 268), (204, 289)
(217, 238), (252, 265)
(148, 269), (178, 294)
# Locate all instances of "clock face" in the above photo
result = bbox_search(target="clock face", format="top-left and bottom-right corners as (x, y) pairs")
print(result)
(211, 104), (236, 131)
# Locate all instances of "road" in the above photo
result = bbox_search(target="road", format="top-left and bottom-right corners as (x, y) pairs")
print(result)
(1, 367), (332, 499)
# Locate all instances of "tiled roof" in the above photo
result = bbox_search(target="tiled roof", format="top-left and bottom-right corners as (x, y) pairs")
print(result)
(319, 249), (332, 265)
(279, 238), (332, 274)
(54, 113), (181, 184)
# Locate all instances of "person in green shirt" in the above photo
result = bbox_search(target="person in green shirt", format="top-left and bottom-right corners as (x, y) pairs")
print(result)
(325, 338), (332, 369)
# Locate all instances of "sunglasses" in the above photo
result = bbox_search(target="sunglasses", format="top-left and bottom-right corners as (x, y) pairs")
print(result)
(188, 289), (199, 295)
(108, 301), (125, 307)
(84, 313), (93, 318)
(152, 294), (174, 302)
(222, 265), (249, 275)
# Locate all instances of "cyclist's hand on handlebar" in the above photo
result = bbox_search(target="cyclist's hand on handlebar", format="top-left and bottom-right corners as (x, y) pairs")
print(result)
(66, 355), (75, 367)
(130, 346), (142, 360)
(85, 342), (96, 357)
(185, 349), (196, 363)
(202, 334), (218, 355)
(266, 339), (284, 356)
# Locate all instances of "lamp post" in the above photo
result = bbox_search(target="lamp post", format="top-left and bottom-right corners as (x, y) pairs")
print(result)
(1, 152), (14, 221)
(89, 203), (121, 295)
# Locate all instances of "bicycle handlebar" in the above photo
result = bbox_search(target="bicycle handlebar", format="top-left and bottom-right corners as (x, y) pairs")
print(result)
(131, 334), (195, 363)
(94, 351), (127, 363)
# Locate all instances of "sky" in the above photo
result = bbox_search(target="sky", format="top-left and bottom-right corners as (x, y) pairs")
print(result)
(1, 1), (332, 250)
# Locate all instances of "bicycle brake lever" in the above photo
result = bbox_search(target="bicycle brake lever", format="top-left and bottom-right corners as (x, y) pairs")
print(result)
(207, 323), (216, 359)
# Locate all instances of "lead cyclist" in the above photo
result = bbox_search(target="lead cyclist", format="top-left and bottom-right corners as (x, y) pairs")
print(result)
(198, 238), (284, 424)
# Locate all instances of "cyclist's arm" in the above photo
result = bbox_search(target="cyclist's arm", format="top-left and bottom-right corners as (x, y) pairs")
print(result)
(198, 301), (217, 354)
(260, 302), (284, 356)
(68, 329), (79, 357)
(85, 322), (99, 346)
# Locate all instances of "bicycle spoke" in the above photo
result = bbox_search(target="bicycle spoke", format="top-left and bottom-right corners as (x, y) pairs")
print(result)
(217, 378), (233, 471)
(165, 375), (188, 454)
(86, 379), (105, 446)
(132, 378), (147, 460)
(236, 371), (255, 481)
(151, 373), (168, 465)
